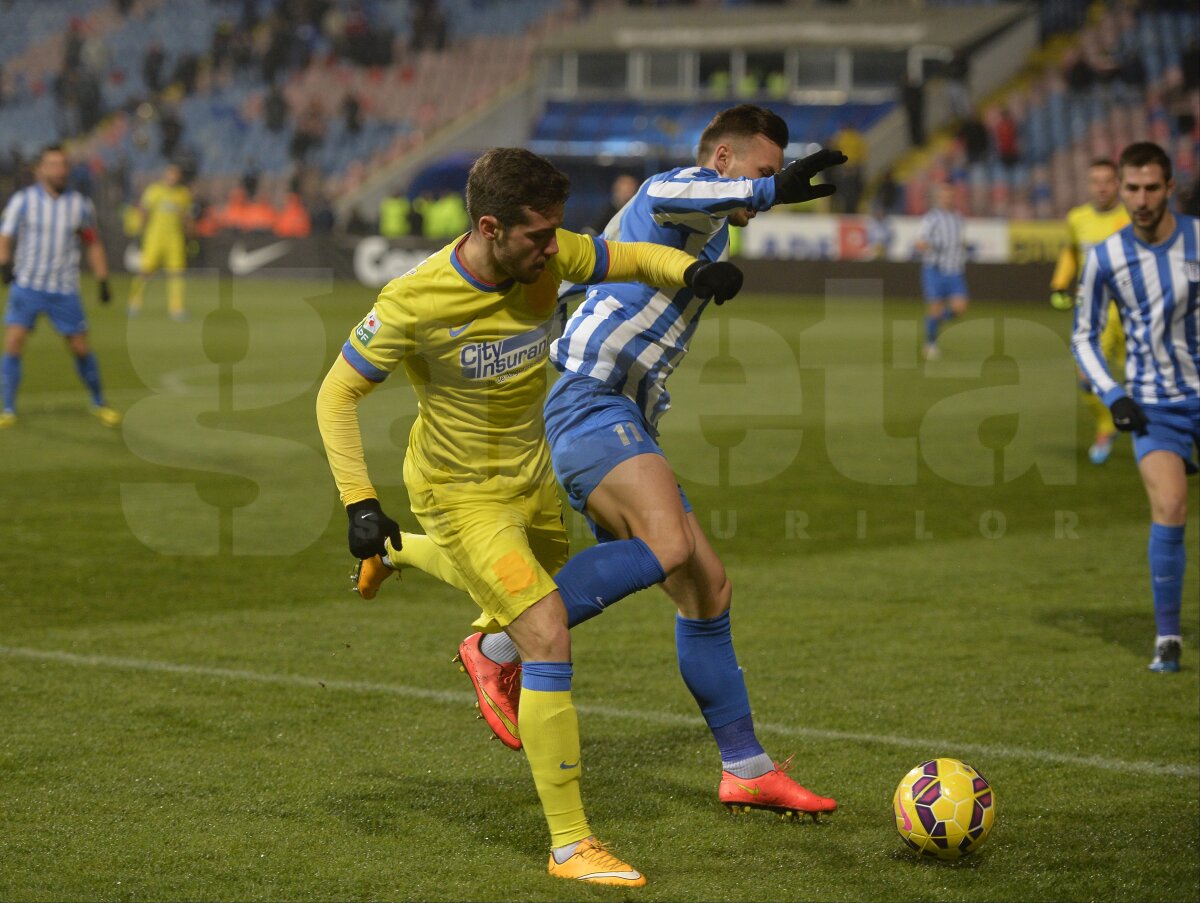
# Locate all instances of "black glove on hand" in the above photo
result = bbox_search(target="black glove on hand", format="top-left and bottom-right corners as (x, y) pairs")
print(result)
(1110, 396), (1149, 434)
(773, 148), (849, 205)
(346, 498), (401, 559)
(0, 262), (12, 285)
(98, 280), (112, 304)
(684, 260), (744, 306)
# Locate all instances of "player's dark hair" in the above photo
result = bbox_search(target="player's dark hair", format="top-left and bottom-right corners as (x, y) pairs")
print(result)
(1088, 157), (1116, 172)
(1118, 142), (1172, 182)
(466, 148), (570, 228)
(39, 144), (65, 161)
(697, 105), (789, 162)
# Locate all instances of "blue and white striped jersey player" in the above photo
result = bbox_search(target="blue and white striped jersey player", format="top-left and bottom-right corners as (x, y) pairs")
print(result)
(1071, 141), (1200, 674)
(0, 144), (118, 429)
(915, 182), (969, 361)
(500, 105), (843, 818)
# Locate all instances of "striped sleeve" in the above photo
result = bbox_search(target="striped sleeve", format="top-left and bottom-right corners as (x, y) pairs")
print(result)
(1070, 244), (1122, 403)
(0, 191), (23, 237)
(644, 168), (775, 217)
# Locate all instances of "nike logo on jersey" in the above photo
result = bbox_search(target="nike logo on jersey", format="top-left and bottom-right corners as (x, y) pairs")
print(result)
(449, 322), (473, 337)
(229, 240), (292, 275)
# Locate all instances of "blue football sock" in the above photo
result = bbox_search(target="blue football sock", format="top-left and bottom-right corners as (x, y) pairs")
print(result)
(924, 314), (940, 344)
(74, 352), (105, 406)
(676, 612), (765, 764)
(1, 354), (20, 412)
(556, 537), (665, 627)
(1149, 523), (1185, 637)
(522, 660), (573, 692)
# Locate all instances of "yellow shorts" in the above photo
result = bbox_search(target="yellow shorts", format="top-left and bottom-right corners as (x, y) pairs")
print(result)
(141, 235), (186, 273)
(404, 456), (569, 633)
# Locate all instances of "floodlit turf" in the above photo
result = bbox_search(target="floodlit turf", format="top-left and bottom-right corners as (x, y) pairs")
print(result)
(1, 274), (1197, 902)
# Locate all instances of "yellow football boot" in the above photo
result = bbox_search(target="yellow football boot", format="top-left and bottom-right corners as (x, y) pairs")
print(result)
(547, 838), (646, 887)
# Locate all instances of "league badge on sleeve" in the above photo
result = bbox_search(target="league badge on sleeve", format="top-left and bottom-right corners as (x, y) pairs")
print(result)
(354, 308), (382, 346)
(1184, 259), (1199, 283)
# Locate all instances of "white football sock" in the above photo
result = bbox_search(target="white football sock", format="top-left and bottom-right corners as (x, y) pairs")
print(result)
(552, 837), (589, 864)
(479, 631), (519, 664)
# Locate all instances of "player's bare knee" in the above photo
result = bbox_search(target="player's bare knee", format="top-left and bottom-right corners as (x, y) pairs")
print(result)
(508, 594), (571, 662)
(1151, 496), (1188, 526)
(642, 522), (694, 575)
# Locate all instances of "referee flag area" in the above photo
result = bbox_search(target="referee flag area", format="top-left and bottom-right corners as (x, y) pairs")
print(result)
(1, 276), (1196, 902)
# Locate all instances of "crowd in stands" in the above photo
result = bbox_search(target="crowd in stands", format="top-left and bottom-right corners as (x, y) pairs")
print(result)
(1, 0), (1196, 242)
(892, 0), (1199, 219)
(0, 0), (569, 240)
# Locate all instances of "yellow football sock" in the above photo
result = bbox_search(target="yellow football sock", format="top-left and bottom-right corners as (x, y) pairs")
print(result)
(167, 275), (185, 317)
(128, 275), (148, 311)
(520, 682), (590, 848)
(389, 532), (470, 593)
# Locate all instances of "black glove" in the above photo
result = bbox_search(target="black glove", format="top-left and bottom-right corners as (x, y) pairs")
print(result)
(1110, 396), (1148, 434)
(773, 148), (849, 205)
(98, 280), (112, 304)
(346, 498), (401, 559)
(684, 260), (743, 306)
(0, 262), (12, 285)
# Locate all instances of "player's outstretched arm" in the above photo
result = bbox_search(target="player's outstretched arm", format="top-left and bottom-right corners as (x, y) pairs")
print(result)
(602, 240), (743, 304)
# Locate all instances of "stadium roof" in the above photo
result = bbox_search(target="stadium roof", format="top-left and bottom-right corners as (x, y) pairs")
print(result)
(539, 2), (1033, 53)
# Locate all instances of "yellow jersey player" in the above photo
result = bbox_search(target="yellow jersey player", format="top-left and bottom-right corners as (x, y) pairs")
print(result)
(1050, 158), (1130, 463)
(129, 163), (193, 320)
(315, 148), (743, 886)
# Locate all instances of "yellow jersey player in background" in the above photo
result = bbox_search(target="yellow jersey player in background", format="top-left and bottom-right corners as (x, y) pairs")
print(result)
(1050, 158), (1130, 464)
(315, 147), (743, 887)
(128, 163), (193, 320)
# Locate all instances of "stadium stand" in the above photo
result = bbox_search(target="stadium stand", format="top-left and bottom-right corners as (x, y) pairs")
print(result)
(894, 2), (1199, 217)
(0, 0), (570, 232)
(1, 0), (1194, 234)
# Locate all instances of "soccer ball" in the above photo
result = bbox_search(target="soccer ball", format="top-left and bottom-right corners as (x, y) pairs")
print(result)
(893, 758), (995, 860)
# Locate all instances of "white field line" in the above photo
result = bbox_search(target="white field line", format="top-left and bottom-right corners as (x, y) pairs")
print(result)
(1, 645), (1195, 780)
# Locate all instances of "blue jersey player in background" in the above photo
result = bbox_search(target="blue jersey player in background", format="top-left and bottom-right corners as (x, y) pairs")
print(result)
(915, 181), (969, 361)
(467, 105), (847, 819)
(0, 144), (118, 429)
(1071, 141), (1200, 674)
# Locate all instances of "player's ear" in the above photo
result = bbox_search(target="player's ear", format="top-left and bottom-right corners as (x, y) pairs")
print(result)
(713, 143), (732, 177)
(477, 215), (501, 241)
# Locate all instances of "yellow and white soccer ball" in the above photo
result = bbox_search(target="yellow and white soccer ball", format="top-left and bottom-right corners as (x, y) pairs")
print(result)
(893, 757), (995, 860)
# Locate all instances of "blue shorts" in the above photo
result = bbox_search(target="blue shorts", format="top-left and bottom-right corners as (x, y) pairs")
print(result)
(545, 372), (691, 540)
(4, 284), (87, 335)
(1134, 399), (1200, 475)
(921, 266), (968, 302)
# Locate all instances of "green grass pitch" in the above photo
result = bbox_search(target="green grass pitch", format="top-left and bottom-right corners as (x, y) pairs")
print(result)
(1, 274), (1197, 902)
